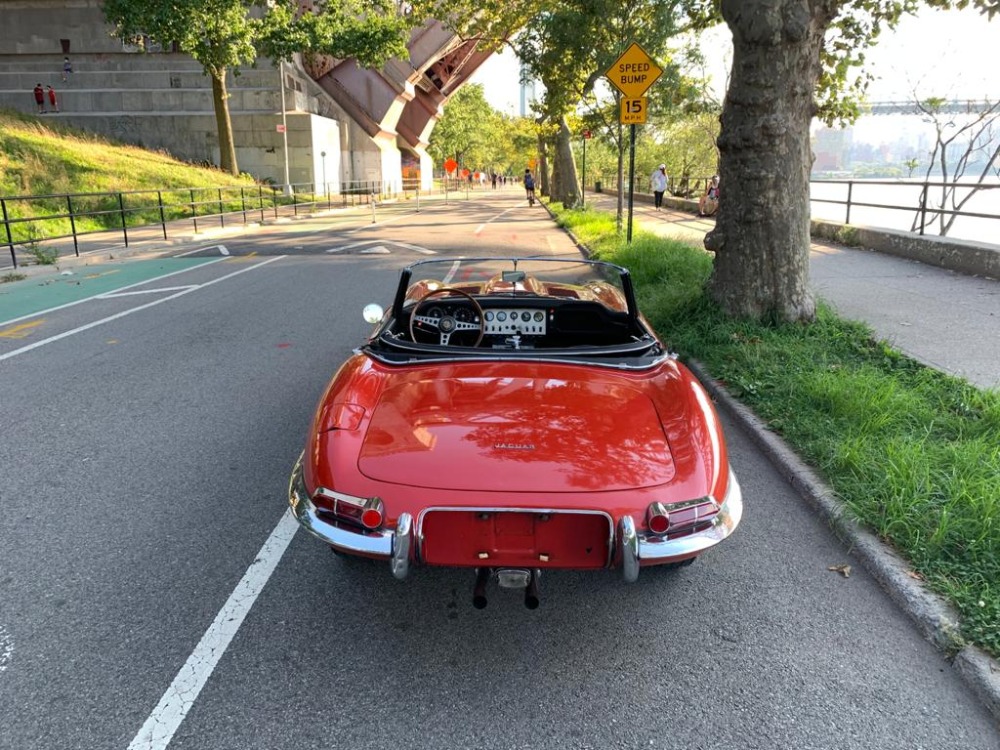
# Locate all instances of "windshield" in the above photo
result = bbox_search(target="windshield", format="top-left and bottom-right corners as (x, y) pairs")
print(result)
(398, 257), (633, 315)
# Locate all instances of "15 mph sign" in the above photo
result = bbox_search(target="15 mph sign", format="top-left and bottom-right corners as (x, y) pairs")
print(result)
(605, 42), (662, 99)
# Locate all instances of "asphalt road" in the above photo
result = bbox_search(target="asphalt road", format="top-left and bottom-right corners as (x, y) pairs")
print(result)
(1, 190), (997, 749)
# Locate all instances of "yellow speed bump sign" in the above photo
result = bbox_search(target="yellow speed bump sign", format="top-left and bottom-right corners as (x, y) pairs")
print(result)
(620, 97), (648, 125)
(606, 42), (662, 99)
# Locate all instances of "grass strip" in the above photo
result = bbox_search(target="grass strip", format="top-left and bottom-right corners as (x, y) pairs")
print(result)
(552, 202), (1000, 659)
(0, 110), (264, 243)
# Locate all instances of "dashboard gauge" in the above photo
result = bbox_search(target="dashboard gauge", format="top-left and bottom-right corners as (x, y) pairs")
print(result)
(484, 311), (494, 322)
(521, 311), (531, 322)
(533, 311), (544, 322)
(497, 311), (507, 322)
(455, 307), (472, 322)
(427, 307), (443, 319)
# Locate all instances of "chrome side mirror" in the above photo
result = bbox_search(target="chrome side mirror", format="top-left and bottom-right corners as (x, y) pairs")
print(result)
(362, 304), (384, 324)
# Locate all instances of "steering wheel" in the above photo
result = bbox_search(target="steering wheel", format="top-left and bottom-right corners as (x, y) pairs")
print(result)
(409, 287), (486, 347)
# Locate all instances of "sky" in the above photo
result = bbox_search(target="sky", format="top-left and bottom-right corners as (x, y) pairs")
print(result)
(469, 6), (997, 114)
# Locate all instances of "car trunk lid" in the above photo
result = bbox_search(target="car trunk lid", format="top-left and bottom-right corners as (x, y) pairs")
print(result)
(358, 372), (675, 492)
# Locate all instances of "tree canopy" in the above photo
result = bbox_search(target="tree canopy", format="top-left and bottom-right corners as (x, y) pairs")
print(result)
(428, 84), (538, 175)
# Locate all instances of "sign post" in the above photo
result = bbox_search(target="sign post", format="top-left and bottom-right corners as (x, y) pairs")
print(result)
(605, 43), (662, 242)
(581, 130), (592, 208)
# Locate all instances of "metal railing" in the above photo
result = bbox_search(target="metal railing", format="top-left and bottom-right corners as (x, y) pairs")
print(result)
(595, 175), (1000, 242)
(809, 179), (1000, 237)
(1, 179), (409, 268)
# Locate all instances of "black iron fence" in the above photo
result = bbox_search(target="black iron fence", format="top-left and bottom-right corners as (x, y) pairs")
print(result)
(809, 179), (1000, 237)
(1, 179), (418, 269)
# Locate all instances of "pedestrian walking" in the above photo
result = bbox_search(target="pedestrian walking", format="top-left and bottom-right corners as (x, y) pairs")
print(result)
(46, 85), (59, 113)
(62, 57), (73, 81)
(651, 163), (668, 210)
(33, 83), (45, 113)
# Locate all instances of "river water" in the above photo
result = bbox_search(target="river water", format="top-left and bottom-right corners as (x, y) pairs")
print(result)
(810, 178), (1000, 248)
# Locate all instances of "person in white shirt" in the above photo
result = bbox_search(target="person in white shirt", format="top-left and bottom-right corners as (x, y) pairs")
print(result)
(650, 164), (668, 210)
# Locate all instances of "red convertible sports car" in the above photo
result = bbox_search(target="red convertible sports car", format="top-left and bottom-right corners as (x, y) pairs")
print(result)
(288, 257), (742, 607)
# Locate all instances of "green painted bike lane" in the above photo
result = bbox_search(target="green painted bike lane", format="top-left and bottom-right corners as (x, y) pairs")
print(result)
(0, 257), (220, 324)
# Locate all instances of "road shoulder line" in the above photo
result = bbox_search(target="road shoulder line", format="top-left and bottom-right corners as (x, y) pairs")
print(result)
(127, 511), (299, 750)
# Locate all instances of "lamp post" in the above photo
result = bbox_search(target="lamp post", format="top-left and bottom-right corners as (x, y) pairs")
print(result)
(320, 151), (327, 194)
(279, 61), (291, 196)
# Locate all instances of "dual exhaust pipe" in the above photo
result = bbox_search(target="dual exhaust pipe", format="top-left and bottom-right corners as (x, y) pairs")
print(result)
(473, 568), (540, 609)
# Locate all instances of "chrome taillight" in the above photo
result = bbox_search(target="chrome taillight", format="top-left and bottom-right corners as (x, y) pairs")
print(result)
(646, 498), (719, 536)
(360, 498), (385, 530)
(314, 487), (385, 530)
(646, 502), (671, 534)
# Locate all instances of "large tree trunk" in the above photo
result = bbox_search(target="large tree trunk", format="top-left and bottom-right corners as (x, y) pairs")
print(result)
(706, 0), (834, 323)
(554, 116), (581, 208)
(550, 135), (563, 201)
(537, 134), (550, 198)
(210, 68), (238, 176)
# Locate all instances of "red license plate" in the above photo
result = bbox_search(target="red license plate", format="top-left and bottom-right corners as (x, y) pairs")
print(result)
(420, 510), (610, 568)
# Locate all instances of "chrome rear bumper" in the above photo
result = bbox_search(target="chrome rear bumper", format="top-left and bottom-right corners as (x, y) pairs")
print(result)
(287, 456), (411, 579)
(619, 469), (743, 582)
(289, 456), (742, 584)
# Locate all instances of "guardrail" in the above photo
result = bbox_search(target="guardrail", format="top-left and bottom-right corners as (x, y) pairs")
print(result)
(808, 179), (1000, 237)
(597, 175), (1000, 242)
(0, 179), (403, 269)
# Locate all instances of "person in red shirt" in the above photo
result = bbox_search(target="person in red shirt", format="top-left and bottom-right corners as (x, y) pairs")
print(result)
(46, 85), (59, 113)
(33, 83), (45, 113)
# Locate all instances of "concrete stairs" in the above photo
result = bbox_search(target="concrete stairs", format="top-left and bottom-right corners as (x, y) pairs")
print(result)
(0, 53), (334, 181)
(0, 54), (284, 116)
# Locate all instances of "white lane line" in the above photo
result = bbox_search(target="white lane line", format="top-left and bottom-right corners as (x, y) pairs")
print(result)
(344, 203), (443, 235)
(327, 239), (435, 255)
(98, 286), (197, 299)
(0, 257), (284, 362)
(0, 258), (228, 328)
(174, 245), (229, 258)
(473, 205), (519, 236)
(442, 260), (462, 284)
(391, 241), (436, 255)
(0, 624), (13, 673)
(128, 511), (299, 750)
(359, 245), (390, 254)
(327, 239), (379, 253)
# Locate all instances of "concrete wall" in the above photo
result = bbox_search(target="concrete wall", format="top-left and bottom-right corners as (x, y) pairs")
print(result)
(811, 220), (1000, 280)
(0, 0), (120, 54)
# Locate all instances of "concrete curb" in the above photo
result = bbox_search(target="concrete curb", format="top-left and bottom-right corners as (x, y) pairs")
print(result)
(686, 359), (1000, 725)
(544, 200), (1000, 722)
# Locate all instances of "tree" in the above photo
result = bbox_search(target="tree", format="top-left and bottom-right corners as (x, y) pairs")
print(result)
(909, 96), (1000, 236)
(439, 0), (999, 321)
(428, 85), (539, 175)
(514, 0), (687, 211)
(102, 0), (413, 176)
(687, 0), (998, 322)
(427, 84), (497, 169)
